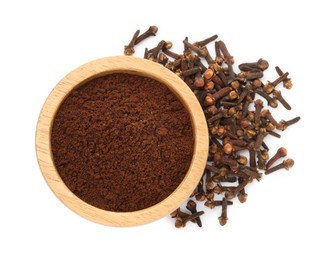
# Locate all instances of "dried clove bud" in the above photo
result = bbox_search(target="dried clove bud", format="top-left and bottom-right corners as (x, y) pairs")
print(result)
(186, 200), (202, 227)
(175, 211), (205, 228)
(265, 159), (294, 175)
(266, 147), (287, 169)
(218, 198), (229, 226)
(135, 25), (158, 45)
(124, 29), (140, 55)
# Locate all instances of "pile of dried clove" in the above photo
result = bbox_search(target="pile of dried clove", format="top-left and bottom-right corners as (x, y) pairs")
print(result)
(124, 26), (300, 228)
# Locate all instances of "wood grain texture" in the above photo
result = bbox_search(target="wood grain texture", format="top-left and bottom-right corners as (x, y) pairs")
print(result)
(35, 56), (209, 226)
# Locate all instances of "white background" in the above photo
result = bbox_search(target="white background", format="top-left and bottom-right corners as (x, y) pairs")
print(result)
(1, 0), (332, 259)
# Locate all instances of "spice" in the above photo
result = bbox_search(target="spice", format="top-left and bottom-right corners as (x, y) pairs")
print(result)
(174, 211), (205, 228)
(135, 25), (158, 45)
(186, 200), (202, 227)
(124, 26), (300, 227)
(218, 198), (230, 226)
(194, 34), (218, 47)
(265, 159), (295, 175)
(51, 73), (194, 212)
(238, 59), (269, 71)
(266, 147), (288, 169)
(124, 29), (140, 56)
(275, 66), (293, 89)
(278, 116), (301, 131)
(273, 90), (291, 110)
(263, 72), (290, 94)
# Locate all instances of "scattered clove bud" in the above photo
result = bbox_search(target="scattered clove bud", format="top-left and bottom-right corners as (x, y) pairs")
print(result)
(186, 200), (202, 227)
(175, 211), (205, 228)
(218, 198), (230, 226)
(273, 90), (291, 110)
(275, 66), (293, 89)
(124, 29), (140, 56)
(238, 59), (269, 71)
(135, 26), (158, 45)
(266, 147), (287, 169)
(263, 72), (290, 94)
(277, 116), (301, 131)
(265, 159), (294, 175)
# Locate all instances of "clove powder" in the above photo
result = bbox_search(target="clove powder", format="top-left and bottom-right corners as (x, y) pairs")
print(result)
(51, 73), (194, 212)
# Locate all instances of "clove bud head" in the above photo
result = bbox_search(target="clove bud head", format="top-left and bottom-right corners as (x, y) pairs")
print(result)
(277, 147), (288, 157)
(218, 216), (228, 226)
(149, 25), (159, 35)
(284, 159), (294, 170)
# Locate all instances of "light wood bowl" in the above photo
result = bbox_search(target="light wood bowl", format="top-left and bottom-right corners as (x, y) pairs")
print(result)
(36, 56), (208, 226)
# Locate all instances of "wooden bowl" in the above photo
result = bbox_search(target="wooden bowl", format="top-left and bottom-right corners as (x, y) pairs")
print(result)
(36, 56), (208, 226)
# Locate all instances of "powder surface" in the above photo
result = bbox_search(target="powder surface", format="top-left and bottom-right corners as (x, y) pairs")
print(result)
(51, 73), (194, 212)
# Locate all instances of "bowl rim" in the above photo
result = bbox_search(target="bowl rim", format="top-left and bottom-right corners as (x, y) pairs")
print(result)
(35, 56), (209, 226)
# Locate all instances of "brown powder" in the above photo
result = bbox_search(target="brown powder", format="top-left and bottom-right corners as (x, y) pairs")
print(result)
(51, 73), (194, 212)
